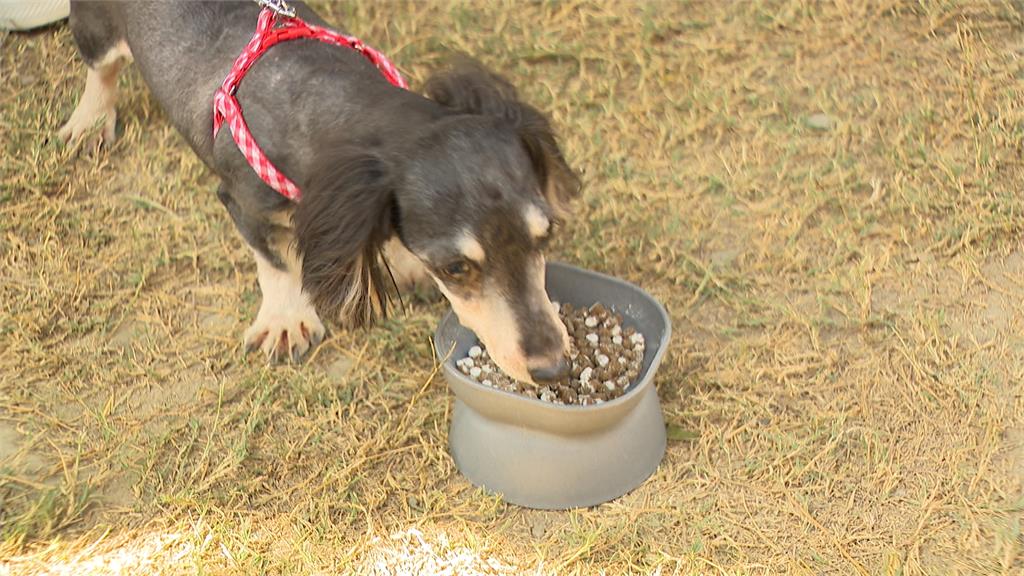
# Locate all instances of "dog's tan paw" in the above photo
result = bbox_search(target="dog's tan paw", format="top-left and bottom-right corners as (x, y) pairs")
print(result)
(244, 311), (326, 364)
(59, 61), (124, 149)
(57, 108), (117, 149)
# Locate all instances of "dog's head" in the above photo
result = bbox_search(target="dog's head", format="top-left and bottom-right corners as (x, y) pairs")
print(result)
(294, 59), (580, 384)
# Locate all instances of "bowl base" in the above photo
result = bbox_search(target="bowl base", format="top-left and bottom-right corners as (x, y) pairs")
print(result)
(449, 383), (667, 510)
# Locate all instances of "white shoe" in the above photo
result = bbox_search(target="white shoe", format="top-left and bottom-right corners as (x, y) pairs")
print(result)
(0, 0), (70, 31)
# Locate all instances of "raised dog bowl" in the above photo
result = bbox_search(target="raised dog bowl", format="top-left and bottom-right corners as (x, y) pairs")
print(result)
(434, 261), (671, 509)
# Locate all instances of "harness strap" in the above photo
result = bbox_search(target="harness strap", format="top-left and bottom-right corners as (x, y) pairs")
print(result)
(212, 7), (408, 201)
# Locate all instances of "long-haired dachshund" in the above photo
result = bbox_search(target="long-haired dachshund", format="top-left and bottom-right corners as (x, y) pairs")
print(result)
(59, 1), (580, 384)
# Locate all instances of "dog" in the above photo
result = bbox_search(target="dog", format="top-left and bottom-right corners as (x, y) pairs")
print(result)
(59, 1), (580, 385)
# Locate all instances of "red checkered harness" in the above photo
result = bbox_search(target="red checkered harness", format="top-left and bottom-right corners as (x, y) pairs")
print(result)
(212, 7), (408, 201)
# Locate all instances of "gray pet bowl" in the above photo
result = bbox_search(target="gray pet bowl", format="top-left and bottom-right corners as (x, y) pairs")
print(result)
(434, 261), (671, 509)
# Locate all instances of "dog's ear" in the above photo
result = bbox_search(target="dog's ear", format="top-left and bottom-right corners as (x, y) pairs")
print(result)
(516, 105), (581, 222)
(424, 58), (581, 220)
(293, 149), (396, 327)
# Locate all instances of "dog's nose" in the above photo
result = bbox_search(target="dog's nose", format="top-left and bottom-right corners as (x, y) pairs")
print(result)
(528, 357), (570, 384)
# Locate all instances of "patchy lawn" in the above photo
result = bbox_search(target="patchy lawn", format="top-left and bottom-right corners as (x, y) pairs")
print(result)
(2, 1), (1023, 574)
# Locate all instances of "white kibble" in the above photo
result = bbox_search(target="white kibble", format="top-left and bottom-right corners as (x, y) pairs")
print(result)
(580, 366), (593, 385)
(604, 380), (615, 391)
(482, 379), (493, 387)
(481, 364), (492, 373)
(597, 354), (610, 367)
(630, 333), (645, 345)
(462, 357), (475, 369)
(551, 300), (560, 313)
(470, 366), (482, 379)
(584, 316), (598, 328)
(611, 325), (621, 336)
(618, 356), (627, 364)
(612, 335), (623, 345)
(585, 333), (599, 345)
(468, 345), (482, 358)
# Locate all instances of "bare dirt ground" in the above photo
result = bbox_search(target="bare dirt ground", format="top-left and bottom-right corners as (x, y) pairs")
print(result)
(2, 1), (1024, 574)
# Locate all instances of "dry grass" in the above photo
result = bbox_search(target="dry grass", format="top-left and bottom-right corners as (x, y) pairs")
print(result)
(2, 0), (1024, 574)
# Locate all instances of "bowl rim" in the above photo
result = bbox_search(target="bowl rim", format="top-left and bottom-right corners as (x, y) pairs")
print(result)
(435, 261), (672, 414)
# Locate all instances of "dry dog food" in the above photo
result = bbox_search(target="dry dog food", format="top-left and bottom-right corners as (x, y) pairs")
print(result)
(455, 302), (646, 405)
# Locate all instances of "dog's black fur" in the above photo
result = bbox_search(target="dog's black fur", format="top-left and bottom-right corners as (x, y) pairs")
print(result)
(63, 1), (579, 379)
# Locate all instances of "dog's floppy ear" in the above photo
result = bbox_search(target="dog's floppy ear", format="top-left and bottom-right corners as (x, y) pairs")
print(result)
(516, 106), (581, 222)
(424, 58), (581, 219)
(293, 149), (395, 327)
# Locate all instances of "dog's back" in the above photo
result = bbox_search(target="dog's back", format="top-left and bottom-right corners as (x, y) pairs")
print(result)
(66, 1), (405, 168)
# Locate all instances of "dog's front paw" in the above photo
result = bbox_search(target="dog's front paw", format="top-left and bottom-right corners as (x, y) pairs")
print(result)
(244, 308), (326, 364)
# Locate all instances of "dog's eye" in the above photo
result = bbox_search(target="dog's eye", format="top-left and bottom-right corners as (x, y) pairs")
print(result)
(441, 260), (470, 279)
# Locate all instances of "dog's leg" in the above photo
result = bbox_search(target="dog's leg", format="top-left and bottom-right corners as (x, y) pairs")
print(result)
(382, 236), (441, 304)
(244, 246), (326, 363)
(59, 42), (130, 145)
(383, 236), (429, 290)
(59, 4), (132, 147)
(218, 185), (326, 362)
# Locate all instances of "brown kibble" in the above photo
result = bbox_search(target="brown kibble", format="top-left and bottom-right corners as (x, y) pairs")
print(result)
(556, 386), (573, 403)
(458, 301), (645, 406)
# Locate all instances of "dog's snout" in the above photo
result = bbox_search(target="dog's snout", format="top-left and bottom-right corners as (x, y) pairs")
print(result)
(522, 324), (565, 358)
(528, 356), (570, 384)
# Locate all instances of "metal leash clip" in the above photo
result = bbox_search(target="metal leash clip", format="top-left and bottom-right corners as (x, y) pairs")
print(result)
(255, 0), (295, 18)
